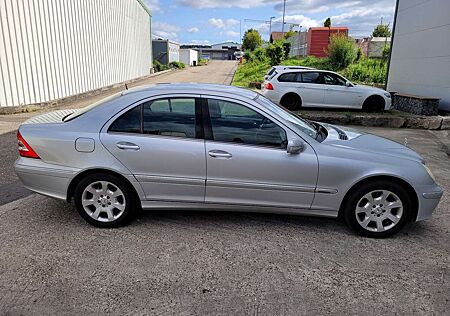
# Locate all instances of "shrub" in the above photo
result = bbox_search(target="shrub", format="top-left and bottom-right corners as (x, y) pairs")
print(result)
(169, 61), (185, 69)
(153, 60), (169, 72)
(382, 45), (390, 59)
(197, 58), (208, 66)
(244, 51), (252, 62)
(341, 58), (387, 84)
(282, 42), (291, 59)
(326, 34), (357, 69)
(252, 47), (268, 62)
(266, 40), (285, 66)
(356, 47), (364, 61)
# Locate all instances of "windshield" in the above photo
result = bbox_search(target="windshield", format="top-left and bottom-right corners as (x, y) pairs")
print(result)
(254, 94), (317, 139)
(63, 94), (121, 122)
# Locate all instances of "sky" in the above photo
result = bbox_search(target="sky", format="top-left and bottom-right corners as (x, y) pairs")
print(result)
(144, 0), (396, 45)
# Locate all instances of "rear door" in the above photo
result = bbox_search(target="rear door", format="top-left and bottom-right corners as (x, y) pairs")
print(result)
(202, 96), (318, 209)
(100, 95), (207, 202)
(295, 72), (326, 107)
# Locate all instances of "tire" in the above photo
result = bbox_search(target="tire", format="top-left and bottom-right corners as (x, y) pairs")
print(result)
(280, 93), (301, 111)
(74, 173), (137, 228)
(342, 181), (413, 238)
(362, 96), (384, 112)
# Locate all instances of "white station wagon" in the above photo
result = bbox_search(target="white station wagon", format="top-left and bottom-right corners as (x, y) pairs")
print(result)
(262, 69), (391, 112)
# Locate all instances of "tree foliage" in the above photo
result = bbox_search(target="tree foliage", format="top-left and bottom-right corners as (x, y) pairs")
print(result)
(242, 28), (262, 51)
(326, 34), (357, 69)
(266, 40), (285, 66)
(324, 18), (331, 27)
(372, 23), (391, 37)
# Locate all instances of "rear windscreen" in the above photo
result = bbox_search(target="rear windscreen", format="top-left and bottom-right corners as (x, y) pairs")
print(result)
(63, 94), (121, 122)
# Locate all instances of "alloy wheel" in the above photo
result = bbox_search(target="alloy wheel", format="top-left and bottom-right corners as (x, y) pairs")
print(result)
(355, 190), (403, 232)
(81, 181), (126, 223)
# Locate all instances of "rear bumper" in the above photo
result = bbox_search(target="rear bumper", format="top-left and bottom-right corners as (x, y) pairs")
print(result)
(415, 183), (444, 221)
(14, 158), (78, 200)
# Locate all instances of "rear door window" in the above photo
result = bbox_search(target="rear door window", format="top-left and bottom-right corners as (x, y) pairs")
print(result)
(143, 98), (196, 138)
(301, 72), (323, 84)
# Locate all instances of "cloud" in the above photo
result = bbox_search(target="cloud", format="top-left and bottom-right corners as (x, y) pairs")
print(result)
(187, 27), (199, 33)
(177, 0), (277, 9)
(152, 21), (181, 41)
(143, 0), (161, 12)
(208, 18), (240, 29)
(189, 39), (211, 45)
(225, 30), (240, 37)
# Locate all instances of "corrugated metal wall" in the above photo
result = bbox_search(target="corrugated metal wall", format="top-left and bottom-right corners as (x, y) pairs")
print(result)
(0, 0), (151, 107)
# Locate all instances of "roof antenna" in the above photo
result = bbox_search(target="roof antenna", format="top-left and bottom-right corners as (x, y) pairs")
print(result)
(125, 83), (128, 90)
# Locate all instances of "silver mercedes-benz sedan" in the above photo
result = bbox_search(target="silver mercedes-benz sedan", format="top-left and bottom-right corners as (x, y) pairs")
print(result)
(15, 84), (443, 237)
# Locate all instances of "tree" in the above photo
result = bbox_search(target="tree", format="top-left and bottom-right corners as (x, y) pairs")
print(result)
(284, 25), (296, 39)
(326, 34), (357, 69)
(324, 18), (331, 27)
(372, 22), (391, 37)
(242, 29), (262, 51)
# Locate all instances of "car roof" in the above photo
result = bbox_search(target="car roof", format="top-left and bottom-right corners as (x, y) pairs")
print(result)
(121, 83), (258, 100)
(272, 66), (315, 70)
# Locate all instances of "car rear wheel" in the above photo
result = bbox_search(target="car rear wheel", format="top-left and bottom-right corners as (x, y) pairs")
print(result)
(342, 181), (412, 238)
(280, 93), (301, 110)
(74, 173), (137, 227)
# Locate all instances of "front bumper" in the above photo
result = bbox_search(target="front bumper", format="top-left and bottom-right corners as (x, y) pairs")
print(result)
(14, 158), (78, 200)
(415, 183), (444, 221)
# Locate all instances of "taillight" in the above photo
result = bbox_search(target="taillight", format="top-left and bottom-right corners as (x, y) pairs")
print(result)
(265, 82), (274, 90)
(17, 131), (40, 159)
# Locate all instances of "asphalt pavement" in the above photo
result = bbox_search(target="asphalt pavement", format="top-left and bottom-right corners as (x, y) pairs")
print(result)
(0, 61), (449, 315)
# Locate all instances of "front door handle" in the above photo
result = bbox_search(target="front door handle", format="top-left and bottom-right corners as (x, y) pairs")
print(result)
(208, 150), (232, 158)
(116, 142), (140, 150)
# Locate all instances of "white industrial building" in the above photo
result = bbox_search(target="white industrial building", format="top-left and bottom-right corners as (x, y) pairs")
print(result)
(387, 0), (450, 111)
(180, 49), (198, 66)
(0, 0), (152, 108)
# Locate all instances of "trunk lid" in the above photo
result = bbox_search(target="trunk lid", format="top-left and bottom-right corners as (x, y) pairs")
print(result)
(22, 109), (77, 125)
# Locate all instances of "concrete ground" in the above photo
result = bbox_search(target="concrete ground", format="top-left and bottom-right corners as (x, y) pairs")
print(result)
(0, 60), (449, 315)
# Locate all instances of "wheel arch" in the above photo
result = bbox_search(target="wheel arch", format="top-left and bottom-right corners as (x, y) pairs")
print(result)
(67, 168), (142, 203)
(362, 94), (385, 111)
(280, 91), (302, 105)
(338, 175), (419, 222)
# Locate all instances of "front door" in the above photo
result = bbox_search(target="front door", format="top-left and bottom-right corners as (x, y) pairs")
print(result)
(322, 72), (361, 108)
(100, 95), (206, 202)
(202, 97), (318, 209)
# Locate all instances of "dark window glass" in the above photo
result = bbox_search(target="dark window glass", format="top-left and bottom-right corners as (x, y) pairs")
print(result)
(207, 99), (287, 149)
(143, 98), (196, 138)
(301, 72), (322, 84)
(278, 72), (299, 82)
(109, 105), (141, 133)
(323, 73), (347, 86)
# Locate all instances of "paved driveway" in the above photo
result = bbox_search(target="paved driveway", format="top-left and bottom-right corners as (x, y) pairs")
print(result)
(0, 61), (449, 314)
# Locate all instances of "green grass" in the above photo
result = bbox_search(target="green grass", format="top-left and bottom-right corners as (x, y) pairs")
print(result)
(232, 56), (388, 87)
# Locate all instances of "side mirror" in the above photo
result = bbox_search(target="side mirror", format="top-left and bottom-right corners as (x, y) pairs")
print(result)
(346, 81), (352, 87)
(287, 138), (304, 154)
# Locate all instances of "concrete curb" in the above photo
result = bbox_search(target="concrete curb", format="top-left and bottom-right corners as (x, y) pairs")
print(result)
(299, 111), (450, 130)
(0, 69), (176, 115)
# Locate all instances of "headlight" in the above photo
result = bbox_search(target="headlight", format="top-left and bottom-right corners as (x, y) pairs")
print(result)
(423, 164), (436, 182)
(384, 92), (391, 98)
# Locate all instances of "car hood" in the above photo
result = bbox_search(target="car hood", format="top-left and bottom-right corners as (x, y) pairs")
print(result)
(321, 123), (424, 163)
(353, 84), (387, 94)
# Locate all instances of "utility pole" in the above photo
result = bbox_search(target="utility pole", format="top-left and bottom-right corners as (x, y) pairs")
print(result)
(240, 20), (242, 45)
(281, 0), (286, 36)
(269, 16), (275, 42)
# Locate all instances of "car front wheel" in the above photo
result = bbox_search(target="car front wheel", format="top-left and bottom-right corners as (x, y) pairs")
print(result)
(343, 181), (413, 238)
(74, 173), (137, 227)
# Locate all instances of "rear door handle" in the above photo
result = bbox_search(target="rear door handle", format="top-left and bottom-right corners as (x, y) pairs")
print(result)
(116, 142), (140, 150)
(208, 150), (232, 158)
